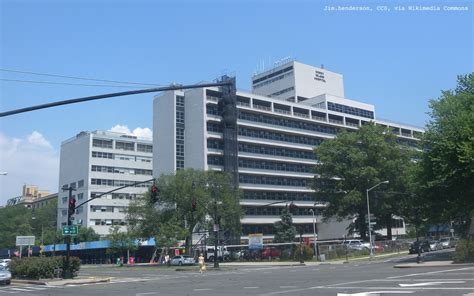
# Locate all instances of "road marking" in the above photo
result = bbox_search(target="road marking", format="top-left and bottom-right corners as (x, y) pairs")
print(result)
(279, 286), (297, 288)
(136, 293), (157, 296)
(194, 288), (212, 291)
(244, 286), (259, 289)
(312, 268), (320, 271)
(387, 267), (474, 279)
(9, 288), (32, 292)
(23, 286), (48, 290)
(399, 281), (465, 287)
(337, 291), (415, 296)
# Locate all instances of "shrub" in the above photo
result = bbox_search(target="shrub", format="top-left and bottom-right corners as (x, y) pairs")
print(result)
(293, 245), (314, 261)
(10, 256), (81, 280)
(453, 239), (474, 263)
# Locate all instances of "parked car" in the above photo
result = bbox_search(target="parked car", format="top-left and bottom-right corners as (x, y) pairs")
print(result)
(0, 259), (11, 268)
(438, 237), (455, 249)
(261, 247), (281, 259)
(429, 240), (442, 251)
(0, 266), (11, 285)
(342, 240), (369, 251)
(408, 240), (430, 254)
(170, 255), (195, 266)
(373, 242), (385, 252)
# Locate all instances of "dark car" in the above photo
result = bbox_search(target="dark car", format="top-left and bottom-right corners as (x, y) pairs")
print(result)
(409, 240), (430, 254)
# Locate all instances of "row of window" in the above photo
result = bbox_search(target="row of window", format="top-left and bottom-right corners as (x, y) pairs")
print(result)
(90, 219), (127, 226)
(90, 205), (126, 213)
(270, 86), (294, 97)
(243, 206), (321, 216)
(327, 102), (374, 119)
(239, 174), (310, 187)
(243, 190), (315, 201)
(91, 165), (152, 176)
(90, 192), (142, 200)
(239, 111), (338, 135)
(62, 180), (85, 190)
(253, 66), (294, 86)
(92, 139), (153, 153)
(176, 95), (185, 169)
(238, 127), (323, 146)
(242, 223), (315, 235)
(91, 151), (152, 163)
(91, 178), (153, 187)
(208, 156), (314, 174)
(61, 193), (84, 204)
(207, 139), (316, 161)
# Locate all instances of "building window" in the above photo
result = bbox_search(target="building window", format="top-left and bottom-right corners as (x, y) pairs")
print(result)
(115, 141), (135, 151)
(92, 139), (113, 149)
(137, 144), (153, 153)
(78, 180), (84, 188)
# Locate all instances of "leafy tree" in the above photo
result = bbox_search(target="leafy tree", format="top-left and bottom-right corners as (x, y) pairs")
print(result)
(313, 124), (415, 239)
(106, 225), (138, 263)
(416, 73), (474, 236)
(0, 205), (32, 248)
(127, 169), (242, 257)
(274, 207), (296, 243)
(31, 200), (58, 246)
(74, 227), (100, 243)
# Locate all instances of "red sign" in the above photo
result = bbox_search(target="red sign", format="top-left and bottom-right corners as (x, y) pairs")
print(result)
(175, 248), (180, 256)
(129, 256), (134, 265)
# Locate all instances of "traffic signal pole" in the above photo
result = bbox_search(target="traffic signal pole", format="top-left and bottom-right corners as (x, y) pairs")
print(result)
(63, 186), (75, 279)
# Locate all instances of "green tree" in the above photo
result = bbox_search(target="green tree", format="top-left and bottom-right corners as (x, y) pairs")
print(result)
(0, 205), (32, 248)
(274, 207), (296, 243)
(313, 124), (415, 240)
(106, 225), (138, 263)
(31, 200), (58, 246)
(416, 73), (474, 236)
(127, 169), (242, 257)
(74, 227), (100, 243)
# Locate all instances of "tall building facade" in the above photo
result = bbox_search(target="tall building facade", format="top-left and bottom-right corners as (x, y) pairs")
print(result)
(6, 184), (52, 208)
(57, 131), (153, 236)
(153, 61), (421, 241)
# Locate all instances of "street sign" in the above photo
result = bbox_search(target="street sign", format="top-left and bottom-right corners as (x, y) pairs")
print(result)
(62, 225), (79, 236)
(16, 236), (35, 246)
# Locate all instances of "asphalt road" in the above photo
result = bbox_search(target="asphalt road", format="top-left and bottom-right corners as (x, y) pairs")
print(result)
(2, 250), (473, 296)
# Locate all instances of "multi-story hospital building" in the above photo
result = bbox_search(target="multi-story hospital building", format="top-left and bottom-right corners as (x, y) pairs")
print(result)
(153, 61), (423, 241)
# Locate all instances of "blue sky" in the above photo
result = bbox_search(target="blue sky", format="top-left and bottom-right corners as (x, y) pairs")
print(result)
(0, 0), (472, 204)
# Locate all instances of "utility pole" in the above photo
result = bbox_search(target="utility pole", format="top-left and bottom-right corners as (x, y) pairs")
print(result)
(213, 194), (219, 269)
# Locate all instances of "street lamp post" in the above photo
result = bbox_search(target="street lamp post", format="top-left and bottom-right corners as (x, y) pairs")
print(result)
(309, 209), (318, 261)
(366, 180), (389, 258)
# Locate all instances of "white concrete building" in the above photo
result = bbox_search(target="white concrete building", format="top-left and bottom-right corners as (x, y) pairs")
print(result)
(153, 61), (422, 241)
(57, 131), (153, 236)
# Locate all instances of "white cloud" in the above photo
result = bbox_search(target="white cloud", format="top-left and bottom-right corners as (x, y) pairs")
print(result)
(0, 132), (59, 205)
(27, 131), (53, 148)
(109, 125), (152, 140)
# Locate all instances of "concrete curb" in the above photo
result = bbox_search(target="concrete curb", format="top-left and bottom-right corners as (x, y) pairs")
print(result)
(12, 277), (112, 286)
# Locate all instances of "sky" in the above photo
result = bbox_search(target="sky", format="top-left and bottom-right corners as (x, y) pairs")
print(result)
(0, 0), (472, 205)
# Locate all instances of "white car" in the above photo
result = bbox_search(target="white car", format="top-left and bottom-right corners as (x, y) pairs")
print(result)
(170, 255), (195, 266)
(0, 266), (11, 285)
(0, 259), (11, 268)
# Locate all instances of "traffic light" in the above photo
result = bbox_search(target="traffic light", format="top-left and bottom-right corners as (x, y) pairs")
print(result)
(288, 202), (297, 215)
(68, 197), (76, 216)
(192, 198), (197, 211)
(150, 184), (159, 203)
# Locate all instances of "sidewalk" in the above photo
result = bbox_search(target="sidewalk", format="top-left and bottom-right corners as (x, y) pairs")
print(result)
(12, 276), (111, 286)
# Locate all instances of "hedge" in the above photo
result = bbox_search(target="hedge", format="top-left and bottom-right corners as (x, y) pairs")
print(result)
(10, 256), (81, 280)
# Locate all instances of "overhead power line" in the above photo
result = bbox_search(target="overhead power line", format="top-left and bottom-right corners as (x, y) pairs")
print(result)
(0, 78), (145, 88)
(0, 68), (163, 87)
